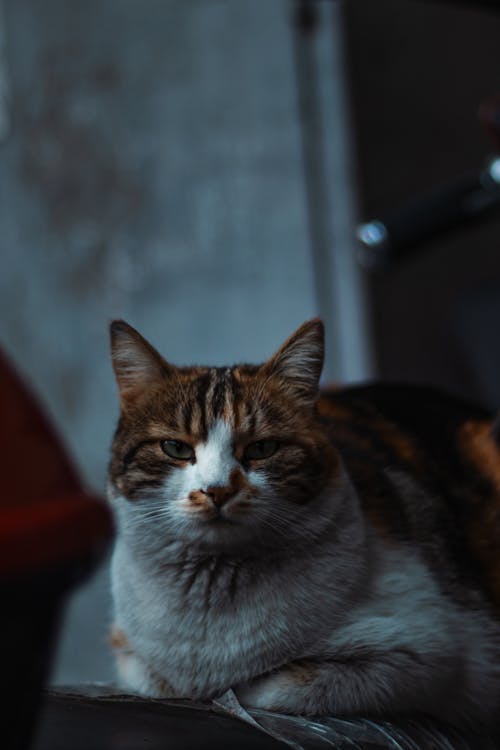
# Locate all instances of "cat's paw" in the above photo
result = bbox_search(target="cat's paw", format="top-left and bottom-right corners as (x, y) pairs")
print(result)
(110, 626), (177, 699)
(235, 664), (316, 714)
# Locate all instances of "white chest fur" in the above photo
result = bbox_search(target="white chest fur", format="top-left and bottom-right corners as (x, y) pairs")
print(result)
(111, 528), (365, 698)
(112, 538), (500, 710)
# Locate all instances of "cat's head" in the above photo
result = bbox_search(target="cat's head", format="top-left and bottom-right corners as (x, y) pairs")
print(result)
(108, 320), (340, 552)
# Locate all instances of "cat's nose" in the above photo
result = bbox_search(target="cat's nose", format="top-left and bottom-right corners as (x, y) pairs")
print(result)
(205, 485), (236, 508)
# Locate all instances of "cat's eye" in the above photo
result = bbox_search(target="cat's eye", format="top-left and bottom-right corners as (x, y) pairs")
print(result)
(243, 440), (279, 461)
(162, 440), (194, 461)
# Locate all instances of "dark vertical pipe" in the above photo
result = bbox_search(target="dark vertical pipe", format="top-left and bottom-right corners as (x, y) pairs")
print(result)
(291, 0), (336, 327)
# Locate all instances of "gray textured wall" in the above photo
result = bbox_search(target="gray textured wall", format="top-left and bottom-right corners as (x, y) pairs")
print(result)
(0, 0), (328, 682)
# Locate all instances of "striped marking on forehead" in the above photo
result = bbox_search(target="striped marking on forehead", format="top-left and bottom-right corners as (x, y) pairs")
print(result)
(173, 365), (267, 439)
(187, 367), (237, 437)
(207, 368), (234, 419)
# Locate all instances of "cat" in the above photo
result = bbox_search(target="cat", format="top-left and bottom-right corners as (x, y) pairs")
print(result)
(108, 318), (500, 726)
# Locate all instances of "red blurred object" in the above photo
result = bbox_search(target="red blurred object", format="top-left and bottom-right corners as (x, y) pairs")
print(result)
(0, 347), (113, 749)
(0, 349), (112, 576)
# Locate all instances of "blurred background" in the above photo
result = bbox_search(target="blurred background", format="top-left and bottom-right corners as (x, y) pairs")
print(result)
(1, 0), (500, 685)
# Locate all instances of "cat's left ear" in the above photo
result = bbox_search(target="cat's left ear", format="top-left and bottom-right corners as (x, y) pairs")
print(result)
(110, 320), (173, 407)
(262, 319), (324, 404)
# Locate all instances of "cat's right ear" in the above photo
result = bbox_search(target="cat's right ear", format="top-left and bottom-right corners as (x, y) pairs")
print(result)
(262, 318), (324, 405)
(110, 321), (172, 406)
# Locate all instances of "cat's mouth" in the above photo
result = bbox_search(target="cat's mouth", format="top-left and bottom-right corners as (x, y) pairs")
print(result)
(183, 493), (252, 525)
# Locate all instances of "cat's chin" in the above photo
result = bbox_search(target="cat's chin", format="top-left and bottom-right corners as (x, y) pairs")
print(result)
(193, 515), (238, 529)
(190, 516), (251, 538)
(178, 513), (275, 550)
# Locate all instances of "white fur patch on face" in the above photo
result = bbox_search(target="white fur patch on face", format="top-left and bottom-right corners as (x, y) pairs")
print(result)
(164, 419), (238, 503)
(195, 420), (235, 489)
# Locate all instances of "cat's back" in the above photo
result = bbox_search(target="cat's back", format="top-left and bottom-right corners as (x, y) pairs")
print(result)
(318, 383), (500, 610)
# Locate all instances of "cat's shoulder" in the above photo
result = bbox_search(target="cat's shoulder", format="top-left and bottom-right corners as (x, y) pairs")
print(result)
(319, 381), (491, 432)
(319, 382), (500, 611)
(318, 382), (494, 472)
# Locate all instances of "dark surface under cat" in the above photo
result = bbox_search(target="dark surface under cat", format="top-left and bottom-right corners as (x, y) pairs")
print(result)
(32, 688), (500, 750)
